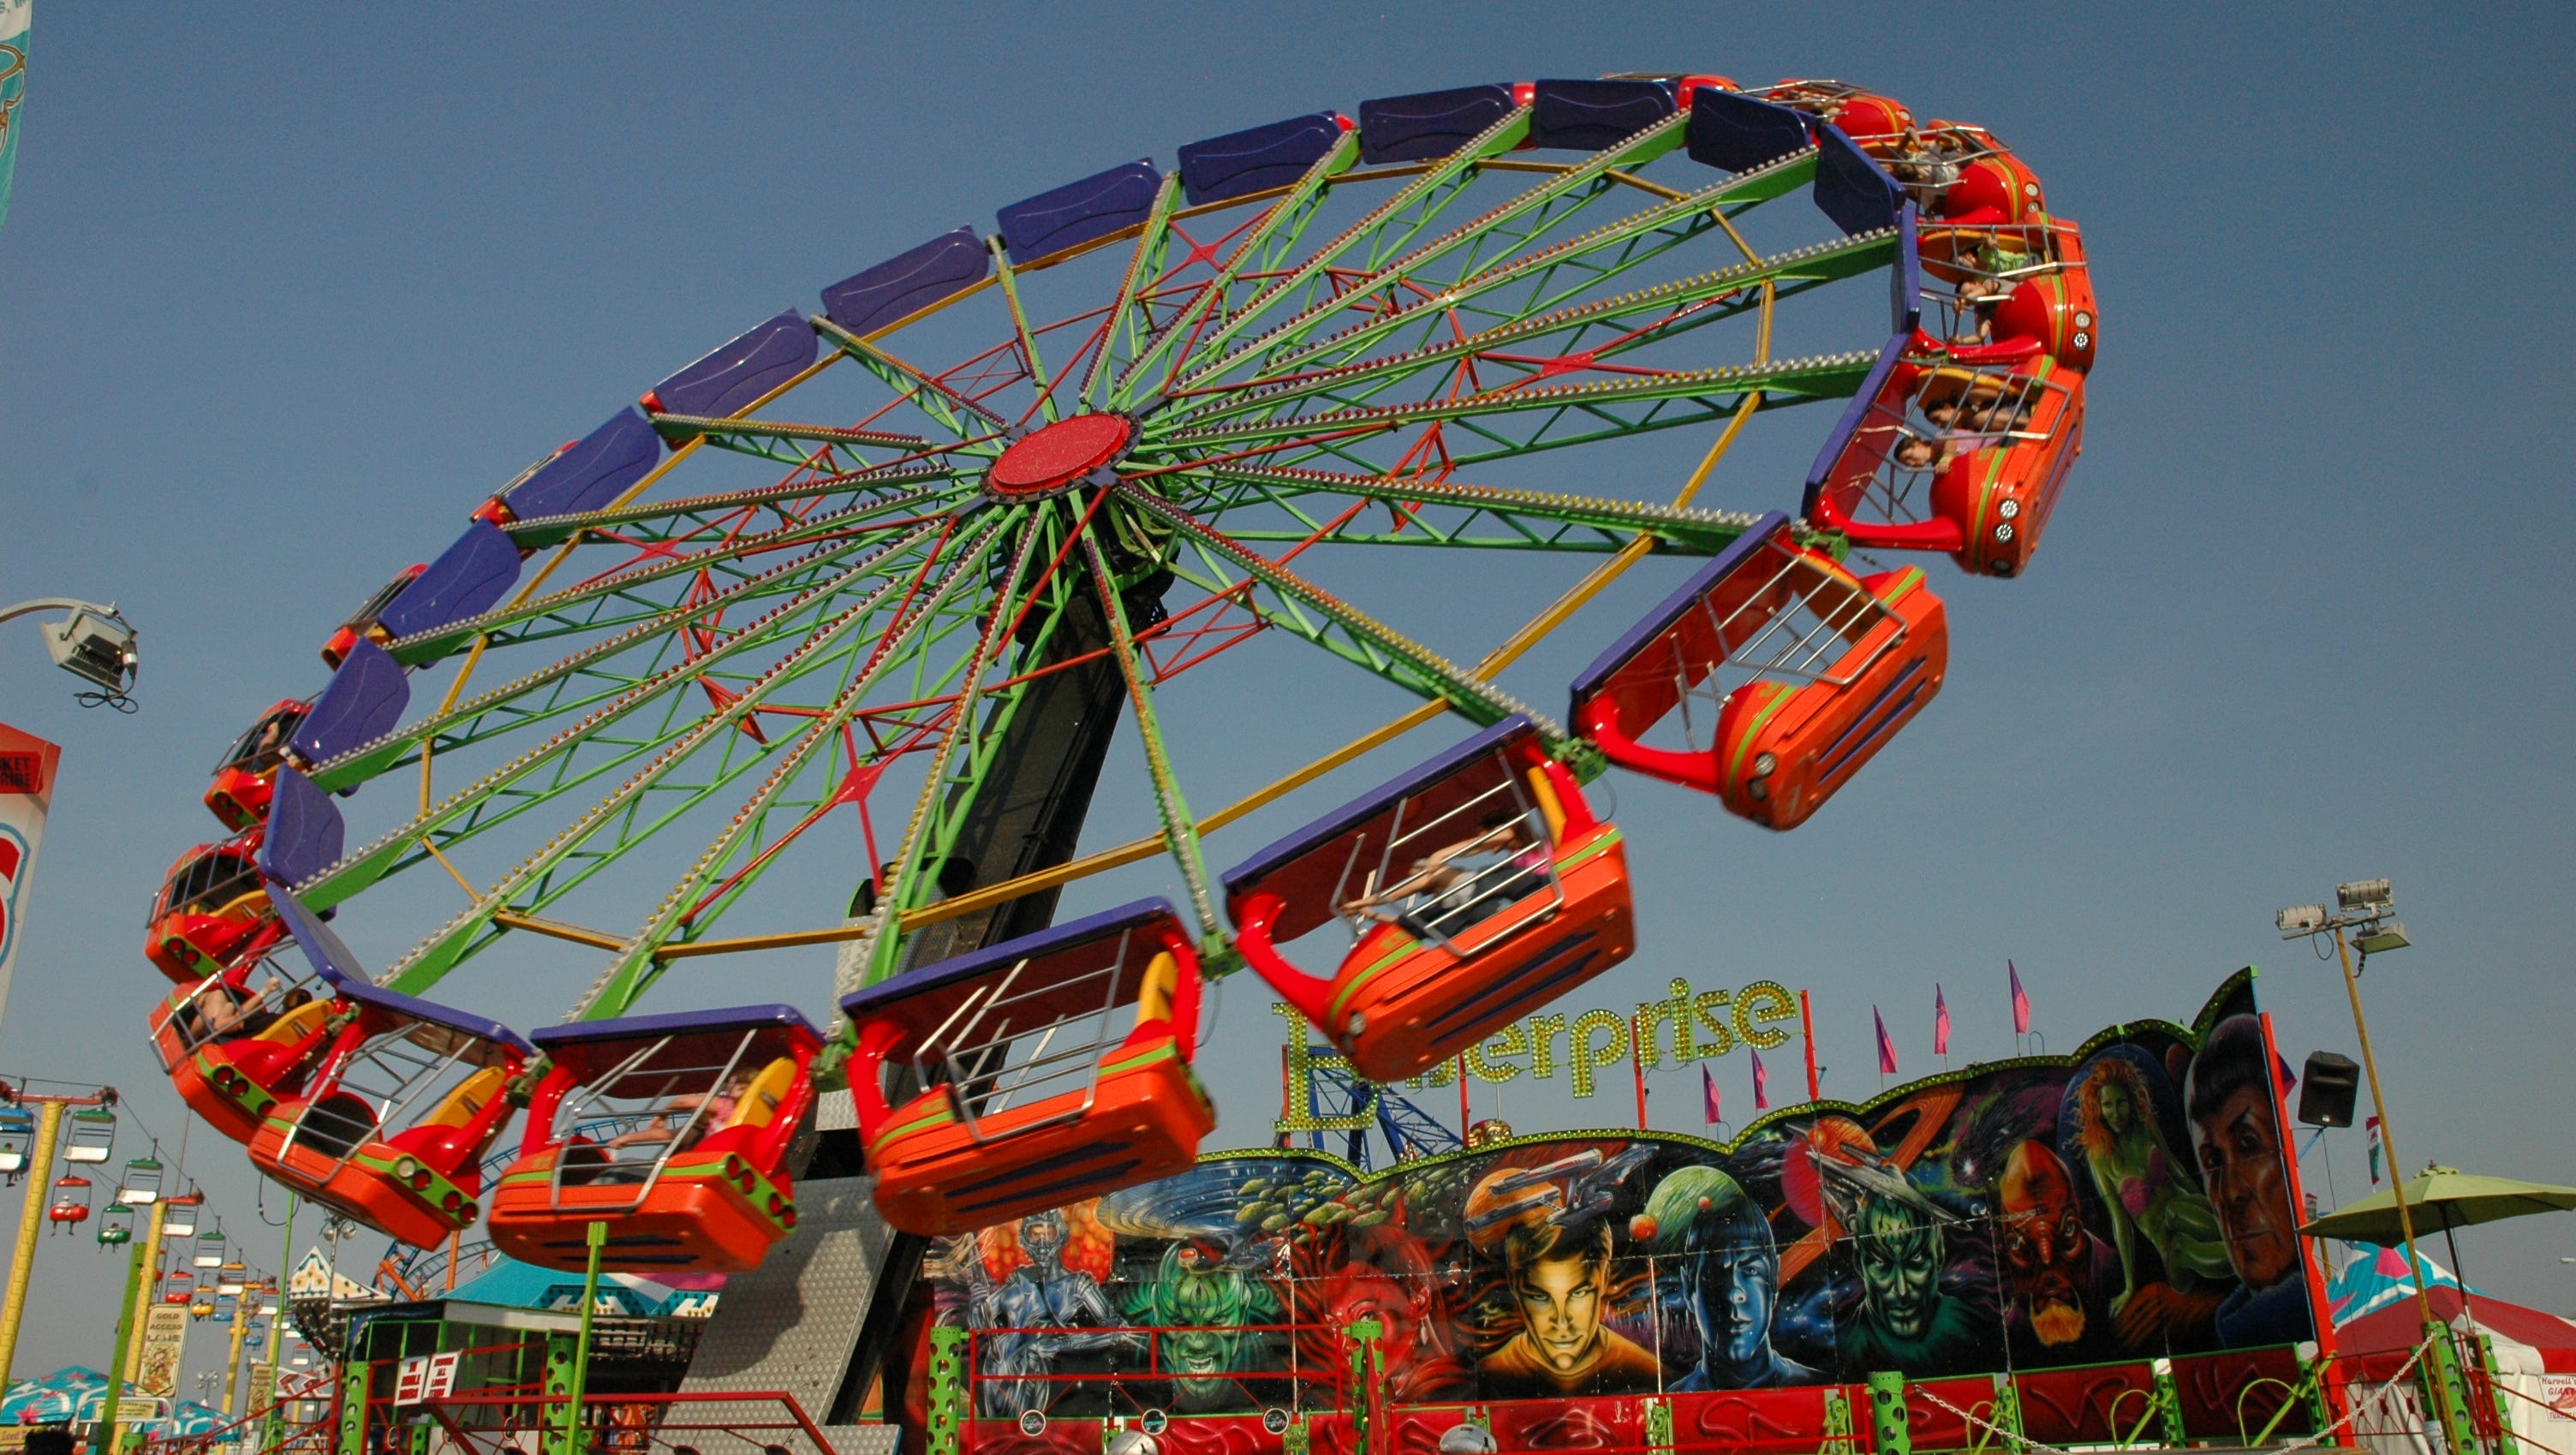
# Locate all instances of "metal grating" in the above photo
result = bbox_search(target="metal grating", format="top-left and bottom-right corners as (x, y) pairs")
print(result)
(679, 1177), (893, 1416)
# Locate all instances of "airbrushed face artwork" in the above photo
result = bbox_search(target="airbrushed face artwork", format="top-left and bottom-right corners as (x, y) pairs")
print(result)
(920, 973), (2312, 1418)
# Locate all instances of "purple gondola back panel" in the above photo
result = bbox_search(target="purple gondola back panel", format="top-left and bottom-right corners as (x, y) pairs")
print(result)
(1178, 112), (1347, 206)
(1357, 83), (1517, 164)
(1685, 87), (1813, 173)
(375, 522), (522, 642)
(504, 409), (660, 521)
(291, 640), (410, 767)
(256, 767), (345, 891)
(821, 228), (991, 339)
(1813, 124), (1907, 236)
(1529, 78), (1675, 151)
(996, 160), (1162, 260)
(645, 308), (819, 421)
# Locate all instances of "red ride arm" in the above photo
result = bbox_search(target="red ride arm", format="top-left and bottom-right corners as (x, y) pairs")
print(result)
(517, 1066), (573, 1160)
(1231, 891), (1334, 1026)
(754, 1043), (818, 1170)
(1162, 926), (1205, 1060)
(1945, 337), (2043, 369)
(1577, 698), (1720, 793)
(1808, 485), (1965, 552)
(849, 1018), (908, 1144)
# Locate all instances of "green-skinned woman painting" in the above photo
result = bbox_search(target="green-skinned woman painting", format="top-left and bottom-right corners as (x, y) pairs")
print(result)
(2071, 1055), (2233, 1312)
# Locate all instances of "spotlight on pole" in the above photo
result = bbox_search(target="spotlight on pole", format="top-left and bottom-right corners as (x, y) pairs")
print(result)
(2276, 904), (2328, 934)
(2336, 879), (2394, 912)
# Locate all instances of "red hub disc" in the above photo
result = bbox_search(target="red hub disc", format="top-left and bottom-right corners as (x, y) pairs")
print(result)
(985, 414), (1134, 498)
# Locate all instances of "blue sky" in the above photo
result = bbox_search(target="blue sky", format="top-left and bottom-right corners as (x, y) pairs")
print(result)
(1, 1), (2571, 1384)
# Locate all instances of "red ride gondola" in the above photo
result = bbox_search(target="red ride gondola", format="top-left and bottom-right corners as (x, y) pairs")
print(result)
(1225, 717), (1633, 1085)
(840, 899), (1215, 1237)
(202, 700), (310, 832)
(146, 765), (347, 986)
(486, 1005), (820, 1273)
(246, 886), (530, 1249)
(152, 770), (355, 1145)
(1571, 513), (1948, 831)
(1924, 218), (2096, 375)
(1804, 337), (2086, 578)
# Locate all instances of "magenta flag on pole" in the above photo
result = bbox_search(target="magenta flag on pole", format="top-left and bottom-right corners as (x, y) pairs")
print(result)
(1702, 1065), (1721, 1124)
(1874, 1006), (1899, 1074)
(1934, 984), (1951, 1056)
(1750, 1049), (1769, 1109)
(2009, 960), (2031, 1035)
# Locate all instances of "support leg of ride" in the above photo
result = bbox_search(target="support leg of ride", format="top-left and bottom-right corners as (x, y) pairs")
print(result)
(335, 1355), (369, 1455)
(924, 1324), (968, 1455)
(2478, 1335), (2520, 1455)
(2150, 1357), (2188, 1447)
(1986, 1373), (2024, 1451)
(556, 1220), (607, 1455)
(2421, 1319), (2484, 1455)
(1867, 1371), (1910, 1455)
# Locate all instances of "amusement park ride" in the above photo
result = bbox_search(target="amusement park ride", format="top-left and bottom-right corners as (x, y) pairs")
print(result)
(120, 70), (2168, 1455)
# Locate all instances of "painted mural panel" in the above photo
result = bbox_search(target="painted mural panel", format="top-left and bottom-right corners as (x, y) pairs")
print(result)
(921, 971), (2311, 1419)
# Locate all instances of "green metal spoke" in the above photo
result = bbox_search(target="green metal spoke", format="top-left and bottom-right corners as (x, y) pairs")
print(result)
(1166, 110), (1703, 392)
(1080, 172), (1183, 410)
(390, 486), (960, 665)
(1164, 462), (1763, 554)
(301, 519), (957, 909)
(1076, 523), (1218, 937)
(371, 509), (1020, 994)
(644, 413), (933, 452)
(1152, 227), (1893, 432)
(1143, 350), (1873, 460)
(1155, 104), (1535, 391)
(1110, 128), (1362, 406)
(1117, 486), (1553, 736)
(504, 463), (964, 552)
(814, 314), (1012, 444)
(987, 234), (1062, 424)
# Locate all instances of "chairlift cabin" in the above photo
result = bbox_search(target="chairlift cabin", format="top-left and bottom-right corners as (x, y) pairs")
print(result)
(840, 899), (1216, 1237)
(0, 1104), (32, 1177)
(63, 1106), (116, 1164)
(193, 1226), (225, 1268)
(163, 1269), (193, 1305)
(116, 1156), (164, 1206)
(486, 1005), (820, 1273)
(1223, 718), (1634, 1085)
(1802, 337), (2086, 578)
(1571, 513), (1948, 832)
(162, 1203), (197, 1238)
(246, 886), (531, 1249)
(202, 700), (310, 832)
(97, 1202), (134, 1247)
(47, 1175), (91, 1230)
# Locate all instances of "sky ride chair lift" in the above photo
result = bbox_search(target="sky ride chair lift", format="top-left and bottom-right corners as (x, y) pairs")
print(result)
(245, 882), (532, 1250)
(485, 1004), (821, 1273)
(150, 767), (353, 1147)
(1571, 512), (1948, 832)
(840, 898), (1216, 1238)
(1224, 716), (1634, 1086)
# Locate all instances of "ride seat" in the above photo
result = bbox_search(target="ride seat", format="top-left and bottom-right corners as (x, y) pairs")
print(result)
(385, 1065), (510, 1178)
(222, 1000), (335, 1082)
(686, 1055), (796, 1160)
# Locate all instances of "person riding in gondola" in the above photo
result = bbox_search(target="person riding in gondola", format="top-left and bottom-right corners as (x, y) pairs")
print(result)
(1347, 808), (1551, 944)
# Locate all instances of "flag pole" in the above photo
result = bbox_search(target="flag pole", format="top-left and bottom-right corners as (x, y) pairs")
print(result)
(1456, 1052), (1471, 1138)
(1631, 1013), (1649, 1131)
(1798, 989), (1822, 1101)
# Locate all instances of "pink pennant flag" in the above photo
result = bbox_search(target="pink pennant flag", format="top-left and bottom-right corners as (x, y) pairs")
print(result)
(1702, 1065), (1721, 1124)
(2009, 960), (2031, 1035)
(1750, 1048), (1770, 1110)
(1875, 1006), (1899, 1075)
(1934, 984), (1951, 1056)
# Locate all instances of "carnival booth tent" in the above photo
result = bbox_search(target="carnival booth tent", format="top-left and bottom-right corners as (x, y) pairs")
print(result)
(2330, 1247), (2576, 1455)
(0, 1367), (110, 1427)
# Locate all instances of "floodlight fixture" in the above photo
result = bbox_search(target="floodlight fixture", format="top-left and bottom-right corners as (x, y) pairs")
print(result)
(2277, 904), (2329, 935)
(2354, 921), (2411, 956)
(1, 596), (141, 708)
(2338, 879), (2394, 911)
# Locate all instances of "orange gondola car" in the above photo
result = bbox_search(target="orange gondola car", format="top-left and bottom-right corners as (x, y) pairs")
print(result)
(1571, 512), (1948, 831)
(1225, 717), (1634, 1085)
(841, 899), (1215, 1238)
(146, 761), (349, 984)
(1929, 218), (2096, 376)
(486, 1005), (820, 1273)
(150, 769), (354, 1142)
(203, 700), (309, 832)
(246, 886), (529, 1249)
(1804, 336), (2086, 578)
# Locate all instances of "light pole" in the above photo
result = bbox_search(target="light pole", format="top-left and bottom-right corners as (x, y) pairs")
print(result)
(0, 597), (140, 708)
(2276, 880), (2473, 1451)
